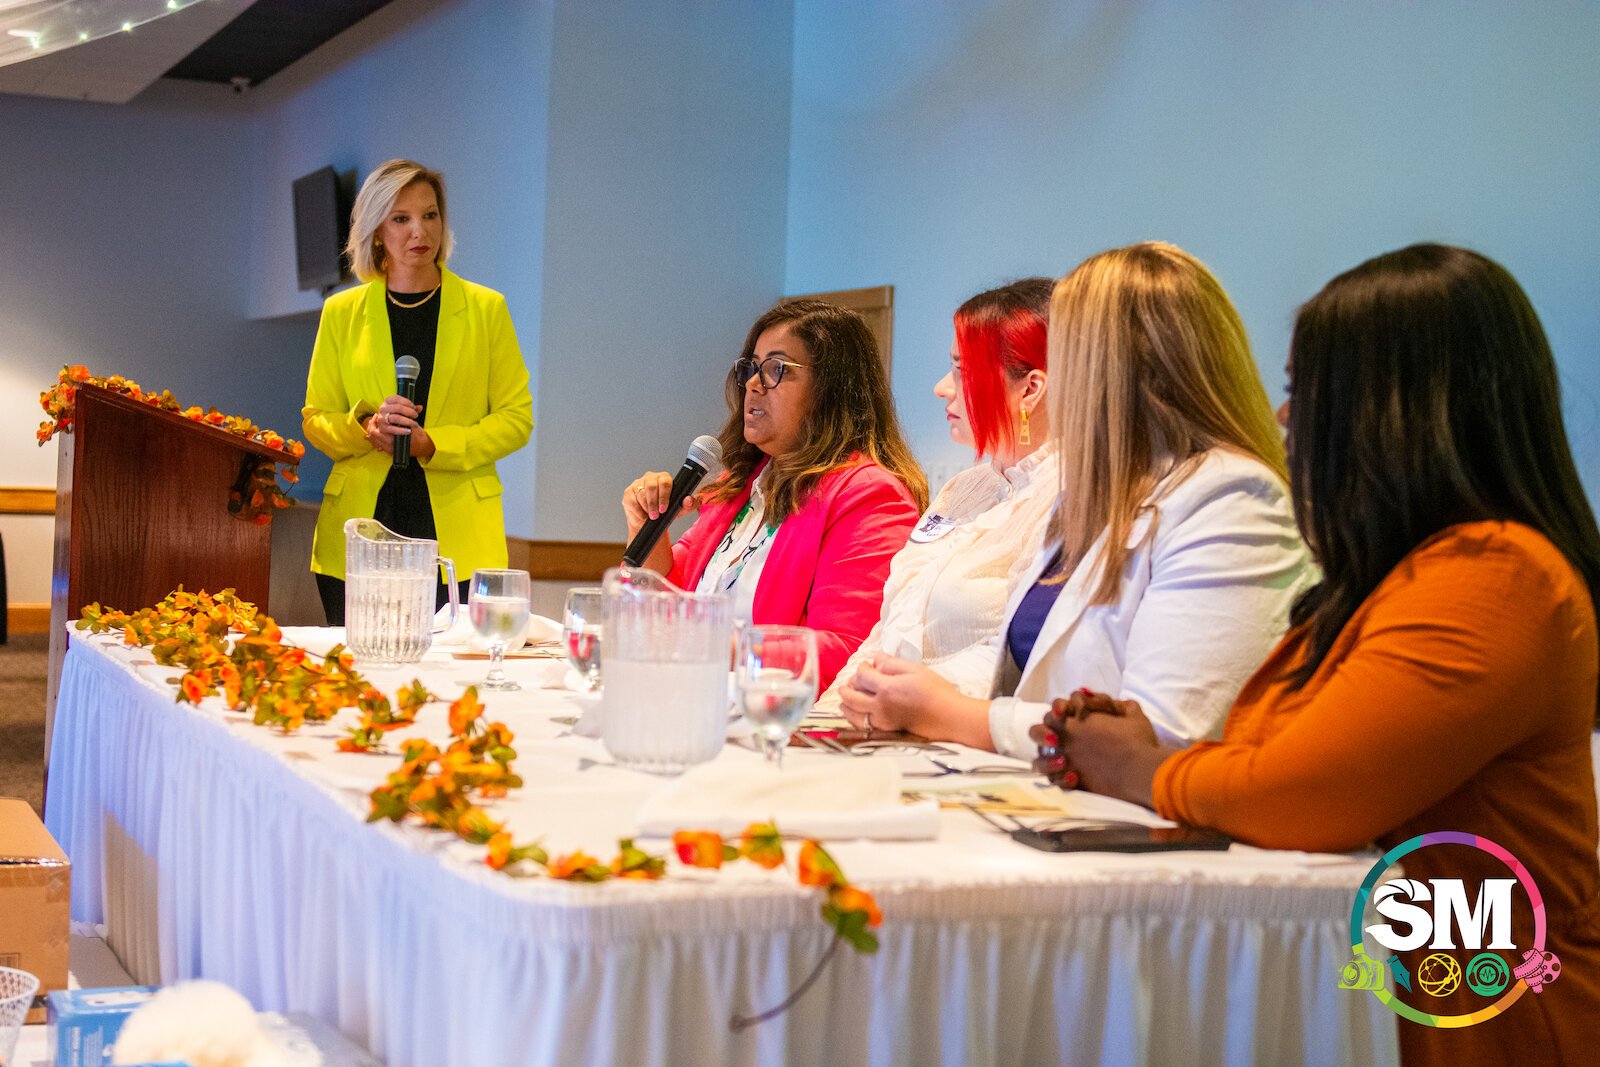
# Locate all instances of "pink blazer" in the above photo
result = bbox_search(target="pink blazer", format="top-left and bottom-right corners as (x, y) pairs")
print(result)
(669, 458), (919, 688)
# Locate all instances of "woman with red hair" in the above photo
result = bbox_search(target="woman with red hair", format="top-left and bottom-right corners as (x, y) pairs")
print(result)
(817, 278), (1059, 716)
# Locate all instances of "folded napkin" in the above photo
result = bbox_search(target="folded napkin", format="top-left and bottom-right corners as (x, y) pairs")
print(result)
(432, 611), (562, 650)
(636, 756), (940, 841)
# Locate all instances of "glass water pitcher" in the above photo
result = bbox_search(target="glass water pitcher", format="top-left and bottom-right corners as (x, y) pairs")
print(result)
(601, 567), (733, 773)
(343, 518), (458, 667)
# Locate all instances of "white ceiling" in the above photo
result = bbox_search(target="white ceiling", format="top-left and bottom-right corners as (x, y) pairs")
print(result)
(0, 0), (256, 104)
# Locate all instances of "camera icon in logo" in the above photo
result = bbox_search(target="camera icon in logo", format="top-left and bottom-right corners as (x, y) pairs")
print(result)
(1338, 955), (1386, 991)
(1512, 948), (1562, 993)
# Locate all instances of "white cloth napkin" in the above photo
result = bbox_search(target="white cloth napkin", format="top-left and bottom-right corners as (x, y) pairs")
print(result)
(636, 756), (940, 840)
(432, 611), (562, 650)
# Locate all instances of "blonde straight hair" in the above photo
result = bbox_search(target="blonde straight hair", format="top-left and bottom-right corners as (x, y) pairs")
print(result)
(345, 159), (454, 282)
(1049, 241), (1286, 605)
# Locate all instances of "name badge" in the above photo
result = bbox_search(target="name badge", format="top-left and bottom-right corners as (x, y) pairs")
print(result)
(909, 513), (958, 544)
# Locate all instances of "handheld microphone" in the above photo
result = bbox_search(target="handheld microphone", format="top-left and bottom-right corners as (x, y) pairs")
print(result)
(623, 435), (724, 567)
(393, 355), (421, 470)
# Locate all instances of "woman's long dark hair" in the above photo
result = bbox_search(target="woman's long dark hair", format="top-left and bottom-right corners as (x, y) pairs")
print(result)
(1286, 243), (1600, 717)
(708, 300), (928, 522)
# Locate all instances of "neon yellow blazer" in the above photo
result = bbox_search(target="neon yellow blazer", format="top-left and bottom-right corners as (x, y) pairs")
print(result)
(301, 268), (533, 581)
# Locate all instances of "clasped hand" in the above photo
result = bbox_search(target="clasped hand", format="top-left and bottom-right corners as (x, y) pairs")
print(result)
(365, 394), (433, 458)
(1029, 690), (1173, 807)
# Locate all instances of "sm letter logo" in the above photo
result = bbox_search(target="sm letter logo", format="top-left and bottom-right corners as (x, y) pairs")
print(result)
(1365, 878), (1517, 952)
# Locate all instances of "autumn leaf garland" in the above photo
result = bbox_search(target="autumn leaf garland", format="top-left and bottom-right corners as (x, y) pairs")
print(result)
(38, 365), (304, 525)
(78, 589), (886, 996)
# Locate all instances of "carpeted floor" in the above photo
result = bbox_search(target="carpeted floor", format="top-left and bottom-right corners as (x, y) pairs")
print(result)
(0, 633), (48, 815)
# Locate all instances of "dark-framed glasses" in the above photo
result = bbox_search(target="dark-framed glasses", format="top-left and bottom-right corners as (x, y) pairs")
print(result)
(735, 355), (806, 389)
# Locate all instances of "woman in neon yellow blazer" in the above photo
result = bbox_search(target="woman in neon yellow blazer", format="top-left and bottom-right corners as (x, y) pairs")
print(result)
(302, 159), (532, 623)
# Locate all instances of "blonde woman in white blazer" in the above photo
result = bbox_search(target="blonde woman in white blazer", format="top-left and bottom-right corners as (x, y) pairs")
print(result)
(839, 242), (1313, 760)
(983, 447), (1312, 757)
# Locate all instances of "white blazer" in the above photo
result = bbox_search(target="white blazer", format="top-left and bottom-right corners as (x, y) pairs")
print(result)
(987, 448), (1315, 760)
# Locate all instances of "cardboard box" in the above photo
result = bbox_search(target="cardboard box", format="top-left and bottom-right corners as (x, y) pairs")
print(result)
(46, 986), (161, 1066)
(0, 796), (69, 1025)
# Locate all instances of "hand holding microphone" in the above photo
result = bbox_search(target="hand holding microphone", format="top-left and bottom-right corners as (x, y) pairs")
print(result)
(622, 435), (723, 569)
(367, 356), (430, 461)
(390, 355), (421, 469)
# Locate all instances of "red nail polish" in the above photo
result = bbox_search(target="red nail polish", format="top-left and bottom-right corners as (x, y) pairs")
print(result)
(1043, 730), (1059, 747)
(1049, 755), (1066, 771)
(1075, 687), (1094, 697)
(1062, 770), (1079, 789)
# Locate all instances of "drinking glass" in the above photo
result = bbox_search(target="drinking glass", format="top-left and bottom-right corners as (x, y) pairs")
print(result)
(563, 586), (604, 691)
(734, 624), (819, 768)
(0, 967), (38, 1067)
(468, 569), (531, 691)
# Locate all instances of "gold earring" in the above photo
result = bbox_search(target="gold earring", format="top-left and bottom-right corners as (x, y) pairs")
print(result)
(1019, 405), (1031, 445)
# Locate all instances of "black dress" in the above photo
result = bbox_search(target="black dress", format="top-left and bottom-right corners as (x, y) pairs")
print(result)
(316, 288), (467, 623)
(372, 290), (441, 542)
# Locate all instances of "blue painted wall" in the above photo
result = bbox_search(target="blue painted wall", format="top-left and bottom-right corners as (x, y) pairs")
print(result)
(535, 1), (793, 539)
(0, 85), (256, 491)
(784, 0), (1600, 500)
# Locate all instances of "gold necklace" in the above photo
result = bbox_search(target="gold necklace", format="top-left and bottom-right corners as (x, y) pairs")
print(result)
(386, 285), (440, 309)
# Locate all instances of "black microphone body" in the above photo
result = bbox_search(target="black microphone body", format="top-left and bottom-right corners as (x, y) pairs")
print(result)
(393, 355), (420, 470)
(623, 436), (723, 567)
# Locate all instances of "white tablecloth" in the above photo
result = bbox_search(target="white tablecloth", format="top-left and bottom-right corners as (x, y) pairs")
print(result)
(45, 629), (1398, 1066)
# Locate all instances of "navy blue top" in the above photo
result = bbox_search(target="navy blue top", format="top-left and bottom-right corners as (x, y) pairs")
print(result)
(1006, 549), (1067, 671)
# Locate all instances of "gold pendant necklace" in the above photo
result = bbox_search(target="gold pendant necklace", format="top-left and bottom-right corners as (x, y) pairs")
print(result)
(386, 285), (440, 309)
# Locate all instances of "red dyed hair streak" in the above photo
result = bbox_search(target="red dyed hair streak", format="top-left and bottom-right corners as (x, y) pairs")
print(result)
(953, 278), (1053, 458)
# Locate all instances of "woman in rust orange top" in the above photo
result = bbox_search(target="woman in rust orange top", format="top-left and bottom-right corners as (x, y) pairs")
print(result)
(1033, 244), (1600, 1065)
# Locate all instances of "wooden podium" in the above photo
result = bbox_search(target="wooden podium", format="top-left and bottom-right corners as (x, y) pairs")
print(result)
(45, 384), (301, 746)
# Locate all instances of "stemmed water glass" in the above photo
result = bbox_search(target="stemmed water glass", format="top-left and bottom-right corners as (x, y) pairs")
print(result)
(468, 568), (531, 691)
(562, 586), (604, 692)
(734, 624), (819, 768)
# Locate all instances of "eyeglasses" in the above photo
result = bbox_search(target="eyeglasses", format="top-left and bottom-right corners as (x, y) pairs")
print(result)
(734, 355), (806, 389)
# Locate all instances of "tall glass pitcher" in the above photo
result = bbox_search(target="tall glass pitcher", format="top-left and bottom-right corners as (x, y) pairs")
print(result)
(343, 518), (458, 668)
(601, 567), (733, 773)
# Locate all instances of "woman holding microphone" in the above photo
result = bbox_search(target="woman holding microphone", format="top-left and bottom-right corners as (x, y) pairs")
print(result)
(302, 159), (533, 623)
(623, 300), (925, 689)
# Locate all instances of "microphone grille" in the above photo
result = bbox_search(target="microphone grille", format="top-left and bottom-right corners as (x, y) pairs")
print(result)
(395, 355), (421, 381)
(687, 434), (723, 475)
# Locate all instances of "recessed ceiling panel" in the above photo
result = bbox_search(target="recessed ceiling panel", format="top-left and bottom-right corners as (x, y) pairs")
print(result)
(0, 0), (256, 103)
(164, 0), (396, 88)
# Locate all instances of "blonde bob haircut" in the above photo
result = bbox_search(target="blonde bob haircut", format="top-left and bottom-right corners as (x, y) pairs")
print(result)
(345, 159), (454, 283)
(1048, 241), (1287, 605)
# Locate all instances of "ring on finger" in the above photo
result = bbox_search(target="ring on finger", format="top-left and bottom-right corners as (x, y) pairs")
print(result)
(863, 713), (874, 734)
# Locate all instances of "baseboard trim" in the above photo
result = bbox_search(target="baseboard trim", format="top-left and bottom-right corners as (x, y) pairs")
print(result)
(507, 538), (626, 582)
(6, 604), (51, 634)
(0, 487), (55, 515)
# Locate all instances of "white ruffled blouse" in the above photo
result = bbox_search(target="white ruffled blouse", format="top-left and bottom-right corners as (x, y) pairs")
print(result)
(816, 445), (1060, 712)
